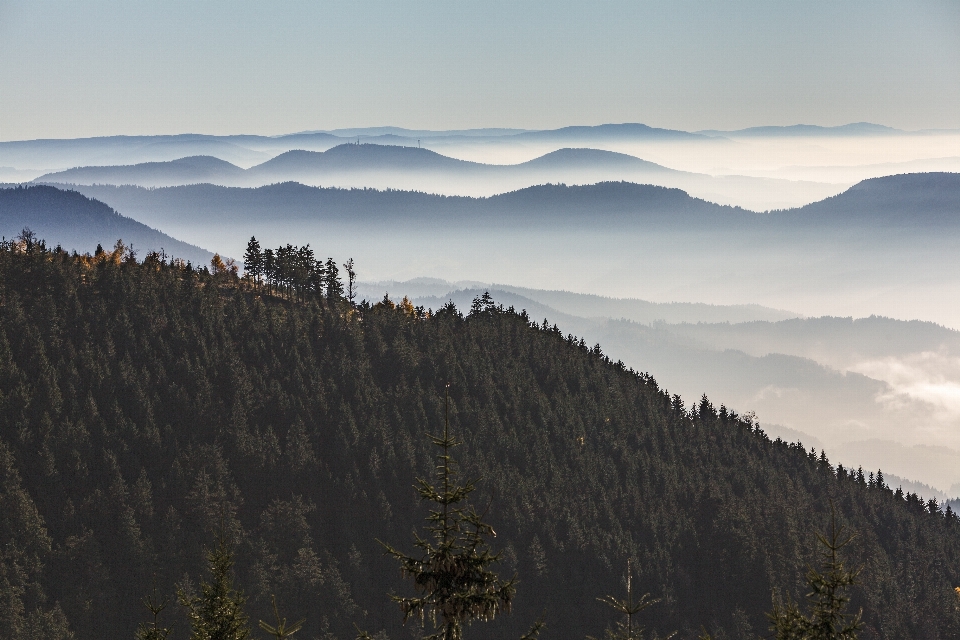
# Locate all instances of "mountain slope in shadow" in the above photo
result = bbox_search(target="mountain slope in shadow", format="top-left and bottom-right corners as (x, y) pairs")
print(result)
(783, 172), (960, 225)
(0, 185), (213, 264)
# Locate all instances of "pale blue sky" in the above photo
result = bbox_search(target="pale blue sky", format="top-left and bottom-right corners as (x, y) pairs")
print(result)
(1, 0), (958, 140)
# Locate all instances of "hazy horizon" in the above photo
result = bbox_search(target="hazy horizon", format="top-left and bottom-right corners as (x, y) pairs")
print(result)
(3, 1), (960, 141)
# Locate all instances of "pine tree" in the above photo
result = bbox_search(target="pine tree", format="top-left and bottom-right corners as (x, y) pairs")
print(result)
(324, 258), (343, 301)
(243, 237), (263, 287)
(343, 258), (357, 303)
(380, 386), (535, 640)
(768, 502), (863, 640)
(258, 595), (304, 640)
(135, 583), (171, 640)
(590, 559), (674, 640)
(178, 527), (251, 640)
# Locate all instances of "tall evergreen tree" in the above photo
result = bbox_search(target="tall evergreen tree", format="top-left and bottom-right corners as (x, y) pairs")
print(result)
(243, 237), (263, 287)
(380, 387), (531, 640)
(768, 503), (863, 640)
(179, 528), (251, 640)
(591, 560), (674, 640)
(343, 258), (357, 303)
(324, 258), (343, 301)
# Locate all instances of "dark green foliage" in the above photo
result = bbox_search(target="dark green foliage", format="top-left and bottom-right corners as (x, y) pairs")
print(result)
(243, 237), (263, 287)
(769, 504), (862, 640)
(243, 240), (342, 303)
(0, 240), (959, 639)
(381, 388), (519, 640)
(178, 529), (250, 640)
(592, 560), (674, 640)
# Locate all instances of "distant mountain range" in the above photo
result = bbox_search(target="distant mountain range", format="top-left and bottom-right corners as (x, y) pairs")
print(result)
(33, 145), (684, 187)
(46, 180), (759, 232)
(0, 185), (213, 264)
(0, 123), (711, 169)
(48, 171), (960, 231)
(33, 143), (843, 210)
(6, 120), (949, 174)
(697, 122), (903, 137)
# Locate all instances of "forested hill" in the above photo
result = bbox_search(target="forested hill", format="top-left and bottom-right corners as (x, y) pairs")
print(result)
(0, 185), (213, 264)
(780, 172), (960, 226)
(56, 181), (755, 228)
(1, 240), (959, 640)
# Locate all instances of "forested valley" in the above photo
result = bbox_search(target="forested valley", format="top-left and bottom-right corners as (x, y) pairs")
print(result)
(1, 234), (960, 640)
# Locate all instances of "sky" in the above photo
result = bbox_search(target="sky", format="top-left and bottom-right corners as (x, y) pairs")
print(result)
(0, 0), (959, 140)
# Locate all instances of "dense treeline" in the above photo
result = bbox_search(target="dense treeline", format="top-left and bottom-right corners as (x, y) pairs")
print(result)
(241, 236), (356, 304)
(0, 235), (959, 640)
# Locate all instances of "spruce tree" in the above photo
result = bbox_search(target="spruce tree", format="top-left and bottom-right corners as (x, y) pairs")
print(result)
(178, 528), (251, 640)
(380, 386), (536, 640)
(324, 258), (343, 301)
(591, 559), (674, 640)
(258, 595), (304, 640)
(135, 584), (171, 640)
(243, 237), (263, 287)
(768, 502), (863, 640)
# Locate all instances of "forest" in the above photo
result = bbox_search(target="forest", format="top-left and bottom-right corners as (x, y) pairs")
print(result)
(0, 233), (959, 640)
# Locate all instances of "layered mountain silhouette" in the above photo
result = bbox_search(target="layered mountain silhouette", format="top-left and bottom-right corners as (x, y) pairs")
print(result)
(55, 180), (760, 231)
(36, 155), (247, 187)
(36, 143), (843, 209)
(37, 145), (679, 187)
(698, 122), (902, 138)
(1, 123), (709, 170)
(512, 122), (710, 142)
(52, 171), (960, 231)
(0, 185), (213, 264)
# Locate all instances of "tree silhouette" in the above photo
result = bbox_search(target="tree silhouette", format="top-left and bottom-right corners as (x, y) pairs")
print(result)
(243, 236), (263, 287)
(258, 595), (304, 640)
(135, 582), (171, 640)
(591, 559), (674, 640)
(768, 501), (863, 639)
(380, 385), (534, 640)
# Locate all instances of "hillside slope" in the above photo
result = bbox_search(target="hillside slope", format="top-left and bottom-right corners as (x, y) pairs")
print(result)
(783, 172), (960, 226)
(0, 185), (213, 264)
(0, 242), (958, 639)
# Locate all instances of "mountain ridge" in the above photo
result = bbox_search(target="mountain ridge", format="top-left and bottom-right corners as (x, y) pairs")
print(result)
(0, 184), (214, 263)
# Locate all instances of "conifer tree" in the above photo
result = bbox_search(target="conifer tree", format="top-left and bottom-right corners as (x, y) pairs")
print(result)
(243, 237), (263, 287)
(768, 502), (862, 640)
(343, 258), (357, 303)
(324, 258), (343, 301)
(380, 386), (535, 640)
(258, 595), (304, 640)
(590, 559), (674, 640)
(135, 584), (171, 640)
(178, 527), (251, 640)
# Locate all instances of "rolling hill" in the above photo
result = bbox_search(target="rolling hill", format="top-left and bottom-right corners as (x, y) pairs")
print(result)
(36, 142), (842, 209)
(784, 172), (960, 226)
(0, 185), (213, 264)
(36, 144), (682, 188)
